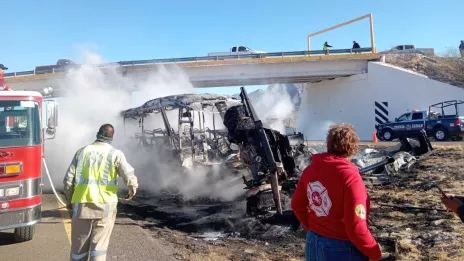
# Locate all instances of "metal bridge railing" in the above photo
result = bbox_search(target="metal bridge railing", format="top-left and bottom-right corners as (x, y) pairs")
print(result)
(4, 47), (374, 78)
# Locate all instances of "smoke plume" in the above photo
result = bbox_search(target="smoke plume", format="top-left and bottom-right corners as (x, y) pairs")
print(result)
(249, 84), (294, 133)
(44, 50), (243, 201)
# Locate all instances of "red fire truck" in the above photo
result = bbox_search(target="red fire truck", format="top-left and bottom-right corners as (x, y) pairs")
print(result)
(0, 90), (58, 242)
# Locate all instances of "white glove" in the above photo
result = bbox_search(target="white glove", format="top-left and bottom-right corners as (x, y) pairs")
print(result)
(126, 186), (137, 200)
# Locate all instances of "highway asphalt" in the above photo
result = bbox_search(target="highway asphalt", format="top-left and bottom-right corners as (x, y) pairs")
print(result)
(0, 194), (176, 261)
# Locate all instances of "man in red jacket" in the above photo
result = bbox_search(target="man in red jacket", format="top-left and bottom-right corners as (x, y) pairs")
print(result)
(291, 123), (381, 261)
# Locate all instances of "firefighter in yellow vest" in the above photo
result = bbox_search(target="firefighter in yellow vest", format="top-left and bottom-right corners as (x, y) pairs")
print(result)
(323, 41), (332, 55)
(63, 124), (138, 261)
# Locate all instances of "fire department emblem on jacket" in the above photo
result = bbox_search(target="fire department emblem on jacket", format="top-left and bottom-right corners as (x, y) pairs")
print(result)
(307, 181), (332, 217)
(355, 204), (366, 219)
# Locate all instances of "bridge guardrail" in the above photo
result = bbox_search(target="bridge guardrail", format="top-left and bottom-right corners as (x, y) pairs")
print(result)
(4, 47), (373, 78)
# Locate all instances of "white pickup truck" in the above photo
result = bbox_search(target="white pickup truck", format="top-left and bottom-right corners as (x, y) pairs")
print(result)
(208, 46), (265, 56)
(381, 45), (435, 56)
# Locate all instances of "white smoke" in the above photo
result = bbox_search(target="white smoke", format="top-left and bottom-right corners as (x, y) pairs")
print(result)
(302, 120), (336, 141)
(44, 50), (243, 201)
(250, 84), (294, 133)
(296, 86), (337, 141)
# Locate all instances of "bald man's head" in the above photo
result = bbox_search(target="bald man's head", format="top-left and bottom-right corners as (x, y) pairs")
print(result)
(98, 124), (114, 138)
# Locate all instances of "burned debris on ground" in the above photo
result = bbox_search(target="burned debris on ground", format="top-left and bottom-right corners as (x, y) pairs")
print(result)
(354, 131), (434, 187)
(367, 148), (464, 261)
(117, 131), (464, 260)
(122, 147), (464, 260)
(120, 93), (464, 260)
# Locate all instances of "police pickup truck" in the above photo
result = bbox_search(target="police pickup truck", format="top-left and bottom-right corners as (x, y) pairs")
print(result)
(375, 100), (464, 141)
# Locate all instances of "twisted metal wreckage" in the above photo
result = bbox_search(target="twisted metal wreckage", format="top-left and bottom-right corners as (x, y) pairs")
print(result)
(122, 93), (242, 168)
(121, 89), (435, 216)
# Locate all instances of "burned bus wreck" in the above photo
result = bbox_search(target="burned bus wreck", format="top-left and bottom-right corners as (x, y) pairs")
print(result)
(122, 93), (243, 170)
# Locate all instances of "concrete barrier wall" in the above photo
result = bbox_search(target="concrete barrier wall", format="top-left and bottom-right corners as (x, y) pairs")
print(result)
(297, 62), (464, 141)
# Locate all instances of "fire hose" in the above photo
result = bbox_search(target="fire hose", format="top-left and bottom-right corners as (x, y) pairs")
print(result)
(42, 157), (67, 206)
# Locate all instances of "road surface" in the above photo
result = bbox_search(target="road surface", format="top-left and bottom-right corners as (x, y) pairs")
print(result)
(0, 194), (176, 261)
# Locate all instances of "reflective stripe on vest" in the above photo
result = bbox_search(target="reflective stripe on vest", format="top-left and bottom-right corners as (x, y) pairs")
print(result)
(71, 144), (118, 204)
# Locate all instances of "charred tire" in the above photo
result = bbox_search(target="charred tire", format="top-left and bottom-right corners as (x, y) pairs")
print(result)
(246, 195), (259, 216)
(433, 127), (448, 141)
(281, 179), (299, 197)
(246, 190), (287, 216)
(14, 225), (35, 242)
(381, 129), (394, 141)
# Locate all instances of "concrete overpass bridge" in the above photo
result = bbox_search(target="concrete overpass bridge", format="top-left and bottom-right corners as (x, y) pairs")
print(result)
(5, 13), (461, 144)
(4, 48), (382, 95)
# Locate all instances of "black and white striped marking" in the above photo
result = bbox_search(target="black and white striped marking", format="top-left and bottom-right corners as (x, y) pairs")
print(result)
(375, 102), (389, 124)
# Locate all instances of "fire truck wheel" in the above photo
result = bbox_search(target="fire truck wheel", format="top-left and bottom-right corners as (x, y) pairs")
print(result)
(14, 225), (35, 242)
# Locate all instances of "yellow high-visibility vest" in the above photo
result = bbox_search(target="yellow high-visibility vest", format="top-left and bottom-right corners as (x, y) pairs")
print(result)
(71, 144), (118, 204)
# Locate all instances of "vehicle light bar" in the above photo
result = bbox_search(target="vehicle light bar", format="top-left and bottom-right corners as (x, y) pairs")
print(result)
(0, 163), (22, 176)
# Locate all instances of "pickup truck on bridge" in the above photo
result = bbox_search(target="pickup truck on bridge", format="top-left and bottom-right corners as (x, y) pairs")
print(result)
(375, 100), (464, 142)
(208, 46), (265, 57)
(35, 59), (80, 74)
(380, 44), (435, 56)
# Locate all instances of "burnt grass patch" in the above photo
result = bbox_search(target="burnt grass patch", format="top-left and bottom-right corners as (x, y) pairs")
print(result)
(118, 193), (302, 244)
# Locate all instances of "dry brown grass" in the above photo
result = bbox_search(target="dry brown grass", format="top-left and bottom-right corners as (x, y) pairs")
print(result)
(433, 145), (464, 151)
(368, 148), (464, 261)
(384, 54), (464, 88)
(395, 239), (421, 260)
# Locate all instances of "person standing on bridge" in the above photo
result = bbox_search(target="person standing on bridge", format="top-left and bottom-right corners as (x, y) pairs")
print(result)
(63, 124), (138, 261)
(0, 64), (7, 87)
(323, 42), (332, 55)
(291, 124), (382, 261)
(459, 40), (464, 57)
(353, 41), (361, 54)
(0, 64), (11, 91)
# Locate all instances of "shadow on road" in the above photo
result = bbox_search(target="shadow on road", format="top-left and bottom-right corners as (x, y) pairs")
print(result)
(41, 208), (68, 219)
(0, 231), (16, 246)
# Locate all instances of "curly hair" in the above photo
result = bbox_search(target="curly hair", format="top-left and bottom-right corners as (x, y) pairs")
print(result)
(326, 123), (359, 157)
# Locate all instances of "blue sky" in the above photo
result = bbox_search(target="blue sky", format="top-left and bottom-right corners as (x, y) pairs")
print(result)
(2, 0), (462, 95)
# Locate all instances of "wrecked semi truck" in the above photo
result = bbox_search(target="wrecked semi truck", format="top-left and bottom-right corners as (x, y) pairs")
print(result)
(222, 87), (313, 215)
(222, 87), (435, 216)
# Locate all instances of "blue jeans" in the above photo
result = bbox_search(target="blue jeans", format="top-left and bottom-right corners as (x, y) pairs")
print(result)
(306, 230), (368, 261)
